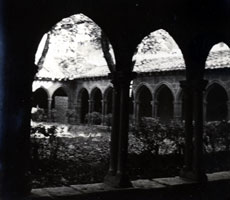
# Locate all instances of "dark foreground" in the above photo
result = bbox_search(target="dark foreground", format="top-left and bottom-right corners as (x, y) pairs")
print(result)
(24, 171), (230, 200)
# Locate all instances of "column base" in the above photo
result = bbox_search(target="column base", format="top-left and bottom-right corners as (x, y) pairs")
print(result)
(104, 172), (132, 188)
(180, 167), (207, 183)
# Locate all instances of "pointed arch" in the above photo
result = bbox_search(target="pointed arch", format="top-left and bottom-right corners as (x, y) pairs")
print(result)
(134, 82), (153, 100)
(136, 84), (153, 118)
(206, 83), (228, 121)
(35, 13), (114, 79)
(133, 29), (185, 73)
(206, 42), (230, 69)
(104, 86), (113, 114)
(78, 88), (89, 123)
(90, 87), (102, 113)
(32, 87), (49, 110)
(51, 87), (68, 123)
(155, 84), (174, 123)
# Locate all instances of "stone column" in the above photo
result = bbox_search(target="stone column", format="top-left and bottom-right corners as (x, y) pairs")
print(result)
(47, 97), (52, 121)
(151, 100), (155, 118)
(203, 100), (207, 122)
(154, 101), (158, 119)
(192, 80), (208, 181)
(180, 80), (194, 175)
(101, 100), (107, 125)
(133, 100), (140, 124)
(174, 100), (182, 121)
(116, 72), (136, 187)
(180, 80), (208, 182)
(88, 100), (93, 124)
(104, 73), (121, 182)
(104, 71), (136, 188)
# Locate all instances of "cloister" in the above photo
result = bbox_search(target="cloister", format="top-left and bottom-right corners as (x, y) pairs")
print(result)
(32, 42), (230, 124)
(1, 0), (230, 199)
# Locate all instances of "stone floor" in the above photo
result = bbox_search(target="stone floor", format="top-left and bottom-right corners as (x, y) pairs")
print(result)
(24, 171), (230, 200)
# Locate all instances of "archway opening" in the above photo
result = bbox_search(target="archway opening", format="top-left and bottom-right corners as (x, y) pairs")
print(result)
(32, 88), (48, 110)
(156, 85), (174, 123)
(206, 84), (228, 121)
(138, 86), (152, 118)
(51, 87), (68, 123)
(92, 88), (102, 113)
(105, 88), (113, 114)
(80, 88), (89, 123)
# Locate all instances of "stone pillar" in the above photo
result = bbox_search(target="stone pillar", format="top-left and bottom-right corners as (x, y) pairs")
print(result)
(88, 100), (93, 124)
(104, 71), (136, 188)
(154, 101), (158, 119)
(116, 72), (136, 187)
(104, 73), (121, 183)
(203, 100), (207, 122)
(151, 100), (155, 118)
(193, 80), (208, 181)
(174, 100), (182, 121)
(101, 100), (107, 125)
(180, 80), (208, 182)
(47, 97), (52, 121)
(133, 100), (140, 124)
(180, 80), (194, 174)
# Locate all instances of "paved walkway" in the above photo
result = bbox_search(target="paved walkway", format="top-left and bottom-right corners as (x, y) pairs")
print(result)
(25, 171), (230, 200)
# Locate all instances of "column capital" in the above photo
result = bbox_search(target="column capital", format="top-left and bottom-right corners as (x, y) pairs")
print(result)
(180, 79), (208, 91)
(108, 71), (137, 87)
(133, 100), (140, 104)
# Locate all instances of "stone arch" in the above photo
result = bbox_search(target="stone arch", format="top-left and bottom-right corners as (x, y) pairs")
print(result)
(134, 83), (153, 100)
(136, 85), (153, 118)
(155, 84), (174, 122)
(32, 87), (49, 110)
(154, 82), (176, 101)
(51, 87), (69, 123)
(176, 88), (185, 120)
(35, 13), (114, 77)
(205, 42), (230, 69)
(78, 88), (89, 123)
(133, 29), (185, 73)
(90, 87), (103, 113)
(206, 83), (228, 121)
(104, 86), (113, 114)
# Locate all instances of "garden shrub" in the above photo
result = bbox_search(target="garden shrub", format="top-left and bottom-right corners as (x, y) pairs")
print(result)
(66, 109), (77, 124)
(31, 107), (47, 122)
(129, 118), (185, 155)
(130, 117), (167, 155)
(85, 112), (102, 125)
(104, 113), (112, 127)
(204, 121), (230, 152)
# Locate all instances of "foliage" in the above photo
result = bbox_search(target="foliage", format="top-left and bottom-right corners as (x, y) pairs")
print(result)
(30, 121), (230, 188)
(31, 107), (47, 122)
(31, 124), (60, 162)
(66, 109), (77, 124)
(30, 123), (110, 188)
(204, 121), (230, 152)
(129, 118), (185, 155)
(85, 112), (102, 125)
(130, 118), (167, 155)
(104, 113), (112, 127)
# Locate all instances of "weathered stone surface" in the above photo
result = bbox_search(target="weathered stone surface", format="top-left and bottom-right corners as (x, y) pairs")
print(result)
(26, 188), (53, 199)
(208, 171), (230, 181)
(70, 183), (109, 193)
(44, 186), (81, 197)
(132, 179), (165, 189)
(154, 176), (196, 186)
